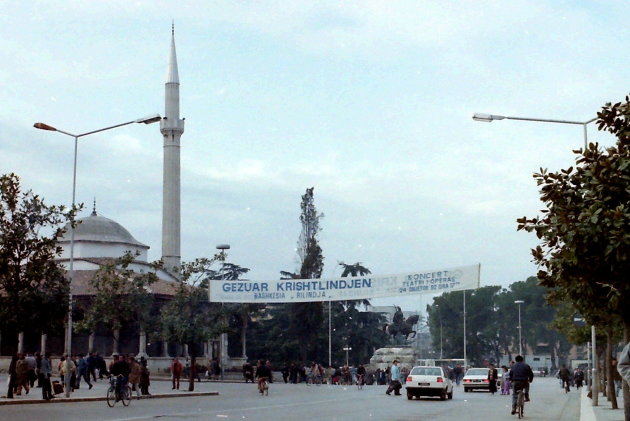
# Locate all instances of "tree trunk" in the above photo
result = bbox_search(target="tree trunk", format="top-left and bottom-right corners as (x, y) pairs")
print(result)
(188, 342), (196, 392)
(550, 343), (557, 371)
(606, 328), (618, 408)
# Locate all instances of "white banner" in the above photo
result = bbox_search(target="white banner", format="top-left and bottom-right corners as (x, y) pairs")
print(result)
(209, 264), (480, 303)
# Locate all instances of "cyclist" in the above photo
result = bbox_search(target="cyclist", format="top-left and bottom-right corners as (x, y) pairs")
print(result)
(341, 364), (351, 385)
(110, 355), (131, 400)
(508, 355), (533, 415)
(255, 360), (271, 395)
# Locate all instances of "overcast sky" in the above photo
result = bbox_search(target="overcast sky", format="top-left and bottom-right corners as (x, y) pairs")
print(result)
(1, 1), (626, 312)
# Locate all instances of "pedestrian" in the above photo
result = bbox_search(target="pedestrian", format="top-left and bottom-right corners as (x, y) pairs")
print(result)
(40, 352), (54, 400)
(139, 358), (151, 395)
(558, 364), (571, 392)
(59, 355), (76, 393)
(574, 367), (584, 389)
(618, 342), (630, 384)
(266, 360), (274, 383)
(488, 363), (498, 395)
(128, 356), (141, 397)
(6, 353), (18, 398)
(243, 361), (254, 383)
(611, 358), (622, 397)
(500, 366), (511, 395)
(96, 352), (107, 379)
(35, 352), (43, 388)
(281, 363), (289, 384)
(25, 353), (37, 388)
(385, 360), (402, 396)
(15, 353), (30, 395)
(289, 362), (298, 384)
(77, 353), (93, 389)
(453, 364), (463, 386)
(87, 352), (97, 382)
(171, 357), (183, 389)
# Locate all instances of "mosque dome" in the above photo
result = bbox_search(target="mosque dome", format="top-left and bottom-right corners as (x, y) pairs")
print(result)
(59, 209), (148, 249)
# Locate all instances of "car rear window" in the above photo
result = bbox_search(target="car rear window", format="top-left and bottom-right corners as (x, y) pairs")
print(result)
(410, 367), (442, 376)
(466, 368), (488, 376)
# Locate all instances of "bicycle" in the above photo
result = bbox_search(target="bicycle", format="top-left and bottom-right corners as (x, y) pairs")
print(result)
(257, 377), (269, 396)
(107, 375), (131, 407)
(515, 388), (525, 419)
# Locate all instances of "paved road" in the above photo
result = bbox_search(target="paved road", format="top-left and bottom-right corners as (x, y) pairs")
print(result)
(0, 376), (580, 420)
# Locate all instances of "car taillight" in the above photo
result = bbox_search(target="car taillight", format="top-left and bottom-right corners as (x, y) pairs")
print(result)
(464, 379), (471, 383)
(407, 376), (412, 382)
(437, 377), (443, 383)
(484, 379), (489, 383)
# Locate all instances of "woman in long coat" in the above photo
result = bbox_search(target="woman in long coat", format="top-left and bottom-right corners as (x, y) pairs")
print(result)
(488, 363), (498, 395)
(7, 354), (18, 398)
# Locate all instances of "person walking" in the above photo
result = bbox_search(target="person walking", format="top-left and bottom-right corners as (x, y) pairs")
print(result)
(6, 354), (18, 398)
(77, 354), (93, 389)
(558, 364), (571, 392)
(25, 353), (37, 389)
(139, 358), (151, 395)
(488, 363), (498, 395)
(171, 357), (183, 390)
(40, 352), (54, 400)
(385, 360), (402, 396)
(500, 365), (511, 395)
(128, 356), (141, 398)
(15, 353), (30, 395)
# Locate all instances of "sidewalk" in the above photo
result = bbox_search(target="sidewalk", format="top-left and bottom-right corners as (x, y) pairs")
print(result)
(0, 375), (218, 405)
(581, 387), (625, 421)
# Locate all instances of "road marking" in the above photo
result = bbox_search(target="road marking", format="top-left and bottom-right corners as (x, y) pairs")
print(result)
(107, 396), (351, 421)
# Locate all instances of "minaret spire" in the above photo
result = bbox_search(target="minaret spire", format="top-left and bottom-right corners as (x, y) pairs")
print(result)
(160, 24), (184, 276)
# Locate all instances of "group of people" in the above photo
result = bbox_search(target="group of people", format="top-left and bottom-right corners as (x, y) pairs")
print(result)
(6, 352), (54, 400)
(6, 351), (151, 400)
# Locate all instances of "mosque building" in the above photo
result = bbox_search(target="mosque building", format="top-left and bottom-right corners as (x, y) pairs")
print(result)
(0, 27), (221, 364)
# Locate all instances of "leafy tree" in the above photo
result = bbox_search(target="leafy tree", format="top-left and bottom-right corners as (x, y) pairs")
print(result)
(517, 97), (630, 418)
(161, 254), (227, 391)
(76, 252), (159, 347)
(0, 173), (76, 346)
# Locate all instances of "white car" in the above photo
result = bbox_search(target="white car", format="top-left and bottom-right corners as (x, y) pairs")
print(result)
(463, 367), (492, 392)
(405, 366), (454, 400)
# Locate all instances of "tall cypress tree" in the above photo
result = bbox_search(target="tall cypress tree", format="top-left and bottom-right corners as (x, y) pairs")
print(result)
(289, 187), (325, 362)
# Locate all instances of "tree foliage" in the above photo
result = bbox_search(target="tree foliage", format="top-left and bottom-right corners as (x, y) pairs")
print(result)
(517, 97), (630, 332)
(161, 254), (227, 391)
(0, 173), (76, 338)
(76, 251), (159, 338)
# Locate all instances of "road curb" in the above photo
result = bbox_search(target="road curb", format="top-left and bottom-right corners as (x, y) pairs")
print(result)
(0, 391), (219, 406)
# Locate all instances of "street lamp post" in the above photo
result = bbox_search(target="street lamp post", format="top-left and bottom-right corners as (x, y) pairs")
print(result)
(472, 113), (596, 150)
(514, 300), (524, 356)
(473, 110), (600, 405)
(215, 244), (230, 381)
(33, 114), (161, 397)
(435, 304), (443, 359)
(343, 346), (352, 367)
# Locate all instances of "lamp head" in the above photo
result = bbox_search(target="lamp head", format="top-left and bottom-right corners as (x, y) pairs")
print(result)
(514, 300), (524, 304)
(472, 113), (506, 122)
(33, 122), (57, 131)
(135, 114), (162, 124)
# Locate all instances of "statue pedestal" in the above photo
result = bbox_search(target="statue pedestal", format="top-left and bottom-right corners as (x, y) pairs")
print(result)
(369, 347), (419, 371)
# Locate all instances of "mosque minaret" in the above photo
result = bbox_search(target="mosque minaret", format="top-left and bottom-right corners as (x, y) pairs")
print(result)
(160, 25), (184, 275)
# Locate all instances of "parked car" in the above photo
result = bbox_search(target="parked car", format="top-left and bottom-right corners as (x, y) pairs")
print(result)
(405, 366), (453, 400)
(463, 367), (491, 392)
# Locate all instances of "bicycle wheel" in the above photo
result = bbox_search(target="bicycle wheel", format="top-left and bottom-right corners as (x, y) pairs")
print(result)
(121, 386), (132, 406)
(517, 391), (525, 419)
(106, 387), (116, 407)
(264, 381), (269, 396)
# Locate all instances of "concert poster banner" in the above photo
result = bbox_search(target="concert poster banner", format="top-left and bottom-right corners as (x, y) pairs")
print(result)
(209, 264), (480, 303)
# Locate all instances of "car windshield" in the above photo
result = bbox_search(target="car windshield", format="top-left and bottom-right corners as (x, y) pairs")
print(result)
(410, 367), (442, 376)
(466, 368), (488, 376)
